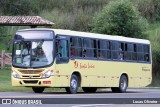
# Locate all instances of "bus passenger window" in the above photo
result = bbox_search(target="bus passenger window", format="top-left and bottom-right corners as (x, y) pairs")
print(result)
(137, 44), (144, 61)
(118, 48), (123, 60)
(132, 44), (137, 61)
(125, 43), (133, 61)
(144, 45), (150, 62)
(107, 41), (111, 59)
(111, 42), (124, 60)
(145, 54), (149, 61)
(70, 48), (75, 57)
(98, 40), (110, 59)
(83, 38), (97, 58)
(83, 49), (87, 57)
(70, 37), (82, 57)
(98, 52), (103, 58)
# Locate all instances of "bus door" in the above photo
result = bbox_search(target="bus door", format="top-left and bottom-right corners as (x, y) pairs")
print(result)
(55, 35), (70, 86)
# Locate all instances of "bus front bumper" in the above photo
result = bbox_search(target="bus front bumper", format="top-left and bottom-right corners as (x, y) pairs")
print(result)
(12, 76), (56, 87)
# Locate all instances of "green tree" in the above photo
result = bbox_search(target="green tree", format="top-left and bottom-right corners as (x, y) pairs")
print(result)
(92, 0), (148, 38)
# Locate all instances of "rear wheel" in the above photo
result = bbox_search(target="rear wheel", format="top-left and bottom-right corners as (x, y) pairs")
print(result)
(66, 74), (79, 94)
(82, 87), (97, 93)
(111, 75), (128, 93)
(32, 87), (45, 93)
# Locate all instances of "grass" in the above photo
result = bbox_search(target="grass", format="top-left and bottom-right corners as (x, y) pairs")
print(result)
(0, 69), (32, 92)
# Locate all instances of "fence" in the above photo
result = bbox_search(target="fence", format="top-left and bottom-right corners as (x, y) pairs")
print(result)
(0, 50), (12, 69)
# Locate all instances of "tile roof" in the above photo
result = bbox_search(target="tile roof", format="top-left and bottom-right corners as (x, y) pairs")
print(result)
(0, 16), (54, 26)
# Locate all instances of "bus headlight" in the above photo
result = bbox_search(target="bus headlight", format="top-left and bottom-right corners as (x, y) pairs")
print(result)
(12, 71), (20, 78)
(42, 70), (54, 78)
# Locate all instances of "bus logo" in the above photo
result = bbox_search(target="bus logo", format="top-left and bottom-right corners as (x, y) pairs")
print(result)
(29, 75), (32, 78)
(74, 61), (78, 68)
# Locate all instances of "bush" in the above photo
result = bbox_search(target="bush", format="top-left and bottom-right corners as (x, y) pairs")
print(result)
(92, 0), (148, 38)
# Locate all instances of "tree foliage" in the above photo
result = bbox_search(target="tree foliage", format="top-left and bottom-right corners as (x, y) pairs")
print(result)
(92, 0), (148, 38)
(0, 0), (39, 15)
(135, 0), (160, 22)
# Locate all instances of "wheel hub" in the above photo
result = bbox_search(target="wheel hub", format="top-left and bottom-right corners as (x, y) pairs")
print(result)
(71, 79), (77, 90)
(121, 80), (126, 90)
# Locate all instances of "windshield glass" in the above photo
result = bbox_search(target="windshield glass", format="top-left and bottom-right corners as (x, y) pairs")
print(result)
(13, 40), (53, 68)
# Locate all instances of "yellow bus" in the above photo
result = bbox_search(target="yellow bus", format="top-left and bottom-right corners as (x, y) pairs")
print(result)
(11, 28), (152, 94)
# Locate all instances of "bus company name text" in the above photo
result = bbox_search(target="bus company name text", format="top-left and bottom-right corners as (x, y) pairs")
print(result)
(80, 63), (95, 69)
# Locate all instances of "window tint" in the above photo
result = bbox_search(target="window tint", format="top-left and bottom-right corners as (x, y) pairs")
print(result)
(137, 44), (144, 61)
(132, 44), (137, 61)
(125, 43), (133, 60)
(59, 40), (69, 58)
(137, 44), (143, 52)
(70, 37), (82, 57)
(111, 42), (124, 60)
(98, 40), (111, 59)
(123, 43), (149, 62)
(83, 38), (97, 58)
(144, 45), (150, 62)
(70, 36), (150, 63)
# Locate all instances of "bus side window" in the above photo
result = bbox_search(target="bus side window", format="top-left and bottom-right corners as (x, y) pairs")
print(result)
(107, 41), (111, 59)
(59, 40), (69, 58)
(119, 42), (124, 60)
(111, 41), (118, 59)
(70, 37), (82, 57)
(56, 38), (69, 63)
(125, 43), (133, 61)
(137, 44), (144, 61)
(83, 38), (97, 58)
(111, 41), (124, 60)
(144, 45), (150, 62)
(132, 44), (137, 61)
(98, 40), (110, 59)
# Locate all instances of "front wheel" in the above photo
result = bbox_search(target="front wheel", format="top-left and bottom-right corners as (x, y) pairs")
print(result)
(32, 87), (45, 93)
(66, 74), (79, 94)
(111, 75), (128, 93)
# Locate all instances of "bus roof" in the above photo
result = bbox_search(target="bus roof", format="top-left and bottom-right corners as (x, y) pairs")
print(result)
(17, 28), (150, 44)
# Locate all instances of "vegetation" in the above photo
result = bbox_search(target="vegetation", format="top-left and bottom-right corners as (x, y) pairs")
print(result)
(0, 0), (160, 86)
(92, 0), (148, 38)
(0, 69), (31, 92)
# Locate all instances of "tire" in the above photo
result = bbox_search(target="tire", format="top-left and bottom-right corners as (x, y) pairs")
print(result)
(82, 87), (97, 93)
(111, 75), (128, 93)
(66, 74), (79, 94)
(32, 87), (45, 93)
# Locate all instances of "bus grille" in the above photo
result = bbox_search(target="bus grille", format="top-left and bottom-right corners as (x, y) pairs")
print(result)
(18, 69), (44, 74)
(22, 76), (40, 78)
(23, 80), (38, 84)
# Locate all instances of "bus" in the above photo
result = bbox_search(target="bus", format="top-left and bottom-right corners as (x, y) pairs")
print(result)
(11, 28), (152, 94)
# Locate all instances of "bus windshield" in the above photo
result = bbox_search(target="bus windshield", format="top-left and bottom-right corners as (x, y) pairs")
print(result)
(13, 40), (53, 68)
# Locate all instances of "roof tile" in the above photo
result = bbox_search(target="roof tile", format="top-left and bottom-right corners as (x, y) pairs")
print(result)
(0, 16), (54, 26)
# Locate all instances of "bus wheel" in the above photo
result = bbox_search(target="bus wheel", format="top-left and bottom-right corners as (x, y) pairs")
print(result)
(32, 87), (45, 93)
(111, 75), (128, 93)
(82, 87), (97, 93)
(66, 74), (79, 94)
